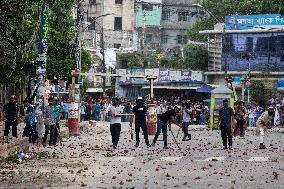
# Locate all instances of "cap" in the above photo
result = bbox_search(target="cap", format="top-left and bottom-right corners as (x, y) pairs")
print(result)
(223, 99), (228, 103)
(174, 105), (181, 110)
(268, 106), (274, 110)
(137, 97), (143, 100)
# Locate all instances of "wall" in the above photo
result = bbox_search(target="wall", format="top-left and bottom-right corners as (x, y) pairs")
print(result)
(135, 1), (162, 27)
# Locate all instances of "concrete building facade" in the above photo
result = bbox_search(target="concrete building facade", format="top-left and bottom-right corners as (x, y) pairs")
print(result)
(160, 0), (204, 53)
(84, 0), (135, 49)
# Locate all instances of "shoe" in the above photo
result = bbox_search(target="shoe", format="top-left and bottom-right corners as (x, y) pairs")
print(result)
(187, 134), (191, 140)
(163, 146), (169, 150)
(151, 143), (155, 147)
(222, 147), (228, 150)
(228, 146), (233, 150)
(259, 143), (266, 149)
(182, 137), (187, 141)
(134, 143), (139, 147)
(113, 145), (117, 149)
(146, 143), (151, 147)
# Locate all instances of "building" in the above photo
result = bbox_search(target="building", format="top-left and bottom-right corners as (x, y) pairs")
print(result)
(84, 0), (134, 49)
(133, 0), (162, 52)
(160, 0), (204, 54)
(200, 14), (284, 101)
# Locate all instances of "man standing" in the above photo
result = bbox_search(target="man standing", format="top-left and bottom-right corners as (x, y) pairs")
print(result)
(107, 98), (123, 149)
(132, 97), (150, 147)
(3, 95), (19, 141)
(152, 106), (182, 149)
(218, 99), (234, 150)
(43, 97), (56, 146)
(54, 97), (62, 145)
(256, 107), (274, 149)
(182, 102), (191, 141)
(234, 100), (247, 137)
(23, 99), (37, 144)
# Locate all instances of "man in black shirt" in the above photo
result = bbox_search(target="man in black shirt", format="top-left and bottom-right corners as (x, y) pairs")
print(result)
(218, 99), (234, 150)
(132, 97), (150, 147)
(3, 95), (19, 140)
(152, 106), (182, 149)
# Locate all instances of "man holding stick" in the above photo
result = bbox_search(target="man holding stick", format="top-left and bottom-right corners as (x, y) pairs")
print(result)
(151, 106), (182, 149)
(132, 97), (150, 147)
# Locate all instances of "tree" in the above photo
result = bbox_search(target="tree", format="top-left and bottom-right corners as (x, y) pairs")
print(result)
(183, 45), (208, 70)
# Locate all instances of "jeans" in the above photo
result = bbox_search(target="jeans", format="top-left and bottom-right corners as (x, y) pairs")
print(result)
(27, 124), (38, 144)
(153, 120), (168, 147)
(220, 126), (232, 148)
(249, 117), (255, 127)
(110, 123), (121, 147)
(182, 122), (190, 137)
(135, 120), (149, 145)
(43, 124), (56, 146)
(4, 120), (18, 137)
(234, 119), (245, 136)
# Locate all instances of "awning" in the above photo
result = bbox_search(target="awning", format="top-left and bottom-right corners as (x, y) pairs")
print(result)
(141, 86), (199, 90)
(86, 88), (103, 93)
(196, 84), (214, 93)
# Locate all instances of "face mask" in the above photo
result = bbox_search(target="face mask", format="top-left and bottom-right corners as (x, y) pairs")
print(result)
(224, 103), (229, 108)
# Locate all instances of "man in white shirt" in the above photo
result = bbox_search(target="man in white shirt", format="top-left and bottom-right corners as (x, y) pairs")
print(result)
(182, 102), (192, 141)
(107, 97), (123, 149)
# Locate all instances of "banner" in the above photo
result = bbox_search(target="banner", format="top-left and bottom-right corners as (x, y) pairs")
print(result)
(181, 70), (191, 81)
(159, 68), (170, 82)
(225, 14), (284, 30)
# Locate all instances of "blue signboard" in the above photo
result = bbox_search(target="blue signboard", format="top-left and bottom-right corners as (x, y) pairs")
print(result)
(225, 14), (284, 30)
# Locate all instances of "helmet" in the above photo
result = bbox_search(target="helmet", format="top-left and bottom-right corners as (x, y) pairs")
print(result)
(9, 95), (16, 101)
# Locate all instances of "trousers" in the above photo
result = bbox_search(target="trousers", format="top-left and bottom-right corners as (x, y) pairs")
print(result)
(220, 126), (232, 148)
(153, 120), (168, 147)
(110, 123), (121, 147)
(135, 120), (149, 145)
(4, 120), (18, 137)
(43, 124), (56, 146)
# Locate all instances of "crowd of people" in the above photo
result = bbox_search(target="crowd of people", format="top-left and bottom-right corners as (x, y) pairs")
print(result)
(1, 94), (282, 151)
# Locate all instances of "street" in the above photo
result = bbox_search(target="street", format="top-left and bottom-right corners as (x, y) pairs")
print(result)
(1, 123), (283, 189)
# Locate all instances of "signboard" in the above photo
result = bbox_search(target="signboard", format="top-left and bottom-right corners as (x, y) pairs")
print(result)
(159, 68), (170, 82)
(225, 14), (284, 30)
(181, 70), (191, 81)
(118, 68), (203, 84)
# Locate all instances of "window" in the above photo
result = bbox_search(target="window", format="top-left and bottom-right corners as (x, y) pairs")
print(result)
(161, 35), (168, 44)
(114, 43), (121, 49)
(142, 3), (153, 11)
(178, 11), (189, 21)
(162, 9), (170, 21)
(145, 33), (153, 44)
(114, 17), (122, 30)
(115, 0), (123, 4)
(89, 0), (96, 6)
(87, 17), (96, 30)
(177, 35), (187, 44)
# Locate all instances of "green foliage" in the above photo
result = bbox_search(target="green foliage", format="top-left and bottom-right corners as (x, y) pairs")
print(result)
(183, 45), (208, 70)
(118, 52), (147, 68)
(186, 18), (215, 42)
(250, 80), (266, 107)
(80, 77), (90, 96)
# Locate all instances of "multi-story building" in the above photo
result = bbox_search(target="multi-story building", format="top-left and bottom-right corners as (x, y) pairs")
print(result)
(84, 0), (134, 49)
(133, 0), (162, 52)
(161, 0), (204, 53)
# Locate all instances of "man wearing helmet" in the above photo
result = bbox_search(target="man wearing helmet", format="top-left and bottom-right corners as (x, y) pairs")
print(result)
(132, 97), (150, 147)
(256, 106), (275, 149)
(3, 95), (19, 141)
(151, 105), (182, 149)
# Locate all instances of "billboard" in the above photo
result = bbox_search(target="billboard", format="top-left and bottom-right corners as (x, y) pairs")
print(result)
(118, 68), (203, 84)
(225, 14), (284, 30)
(222, 33), (284, 71)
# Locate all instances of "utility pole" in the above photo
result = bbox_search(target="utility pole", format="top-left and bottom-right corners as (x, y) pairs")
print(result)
(69, 0), (84, 135)
(141, 10), (146, 53)
(35, 2), (48, 107)
(101, 25), (106, 96)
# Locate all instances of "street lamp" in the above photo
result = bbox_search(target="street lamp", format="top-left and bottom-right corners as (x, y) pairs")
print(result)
(192, 4), (228, 78)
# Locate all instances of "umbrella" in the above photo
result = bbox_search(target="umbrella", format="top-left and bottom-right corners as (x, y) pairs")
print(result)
(196, 84), (214, 93)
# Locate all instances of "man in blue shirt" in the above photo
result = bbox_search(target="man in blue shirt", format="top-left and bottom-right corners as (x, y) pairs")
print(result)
(218, 99), (234, 150)
(24, 99), (37, 144)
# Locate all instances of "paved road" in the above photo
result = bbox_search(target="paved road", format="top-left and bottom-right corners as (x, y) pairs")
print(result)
(0, 122), (283, 189)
